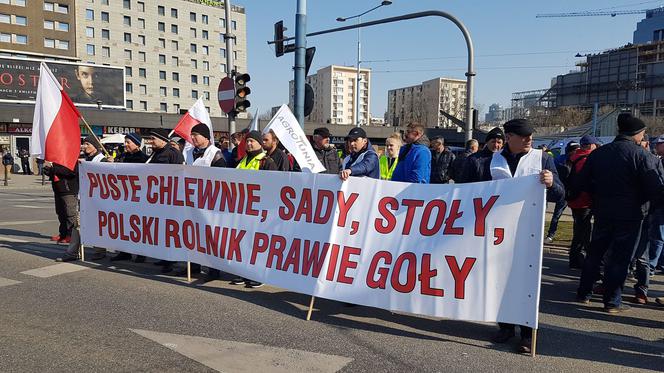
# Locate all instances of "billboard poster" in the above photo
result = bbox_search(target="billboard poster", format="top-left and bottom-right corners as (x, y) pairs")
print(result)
(0, 56), (125, 108)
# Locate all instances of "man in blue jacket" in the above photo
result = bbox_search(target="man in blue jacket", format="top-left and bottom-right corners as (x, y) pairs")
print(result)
(340, 127), (379, 180)
(391, 122), (431, 183)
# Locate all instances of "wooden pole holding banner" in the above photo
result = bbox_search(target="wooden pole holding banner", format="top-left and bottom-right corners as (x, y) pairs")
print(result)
(187, 262), (192, 282)
(531, 329), (538, 357)
(80, 116), (112, 158)
(306, 296), (315, 321)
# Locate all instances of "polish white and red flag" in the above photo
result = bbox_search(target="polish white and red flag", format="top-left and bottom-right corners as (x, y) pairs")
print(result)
(31, 62), (81, 171)
(172, 97), (213, 144)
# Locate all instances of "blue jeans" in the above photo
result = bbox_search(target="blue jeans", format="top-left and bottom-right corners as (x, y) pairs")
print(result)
(577, 216), (642, 307)
(634, 209), (664, 296)
(547, 198), (567, 238)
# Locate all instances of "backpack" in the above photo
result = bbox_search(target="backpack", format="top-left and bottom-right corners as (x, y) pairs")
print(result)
(564, 155), (588, 201)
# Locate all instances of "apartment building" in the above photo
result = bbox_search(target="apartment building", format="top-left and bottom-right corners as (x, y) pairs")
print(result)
(387, 77), (467, 128)
(290, 65), (371, 125)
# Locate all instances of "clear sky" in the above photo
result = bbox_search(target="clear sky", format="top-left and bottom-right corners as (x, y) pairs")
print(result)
(240, 0), (654, 119)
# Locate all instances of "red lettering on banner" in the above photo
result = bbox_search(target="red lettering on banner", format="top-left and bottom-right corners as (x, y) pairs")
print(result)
(184, 177), (197, 207)
(246, 183), (261, 216)
(227, 229), (245, 262)
(182, 220), (195, 251)
(278, 186), (296, 220)
(337, 246), (361, 284)
(391, 252), (417, 293)
(98, 211), (107, 236)
(325, 244), (341, 281)
(220, 182), (245, 213)
(443, 199), (464, 235)
(129, 215), (141, 242)
(165, 219), (181, 248)
(198, 179), (220, 210)
(117, 175), (129, 200)
(313, 190), (334, 224)
(418, 254), (444, 297)
(87, 173), (100, 198)
(374, 197), (398, 234)
(336, 192), (359, 228)
(108, 174), (121, 200)
(282, 238), (301, 273)
(250, 232), (269, 264)
(143, 216), (158, 245)
(146, 176), (158, 203)
(420, 200), (446, 236)
(401, 199), (424, 235)
(294, 188), (313, 222)
(118, 213), (130, 241)
(366, 251), (392, 289)
(205, 225), (220, 257)
(129, 175), (141, 202)
(473, 196), (499, 237)
(267, 234), (287, 270)
(301, 241), (329, 277)
(172, 177), (185, 206)
(445, 256), (476, 299)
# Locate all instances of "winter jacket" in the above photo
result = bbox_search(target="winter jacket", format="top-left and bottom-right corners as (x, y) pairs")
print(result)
(150, 144), (184, 165)
(450, 150), (472, 183)
(342, 141), (379, 179)
(430, 148), (456, 184)
(46, 162), (79, 196)
(314, 145), (341, 174)
(566, 148), (593, 209)
(579, 135), (664, 220)
(120, 150), (148, 164)
(391, 136), (431, 183)
(267, 148), (291, 171)
(464, 145), (564, 203)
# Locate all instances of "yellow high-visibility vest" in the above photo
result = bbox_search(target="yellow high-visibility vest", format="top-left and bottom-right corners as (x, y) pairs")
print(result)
(236, 152), (266, 170)
(379, 155), (398, 180)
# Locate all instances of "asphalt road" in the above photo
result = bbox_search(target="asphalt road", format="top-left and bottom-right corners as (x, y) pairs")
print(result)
(0, 186), (662, 372)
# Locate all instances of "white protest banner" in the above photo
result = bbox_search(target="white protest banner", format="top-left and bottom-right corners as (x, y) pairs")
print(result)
(262, 104), (326, 173)
(80, 162), (546, 328)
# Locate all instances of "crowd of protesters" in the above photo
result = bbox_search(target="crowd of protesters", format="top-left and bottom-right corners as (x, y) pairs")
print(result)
(31, 113), (663, 355)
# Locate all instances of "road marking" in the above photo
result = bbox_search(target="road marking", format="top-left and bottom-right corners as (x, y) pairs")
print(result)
(2, 198), (53, 202)
(20, 263), (88, 278)
(12, 205), (50, 209)
(131, 329), (354, 373)
(0, 236), (29, 243)
(0, 219), (57, 226)
(0, 277), (21, 287)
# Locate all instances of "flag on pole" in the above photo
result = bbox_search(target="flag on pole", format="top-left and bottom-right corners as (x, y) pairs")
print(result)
(172, 97), (213, 144)
(31, 62), (81, 171)
(263, 104), (326, 173)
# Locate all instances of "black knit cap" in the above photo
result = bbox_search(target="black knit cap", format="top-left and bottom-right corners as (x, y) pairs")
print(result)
(617, 113), (646, 135)
(503, 119), (534, 136)
(313, 127), (330, 138)
(83, 135), (102, 150)
(191, 123), (211, 140)
(485, 127), (505, 142)
(125, 132), (142, 147)
(246, 130), (263, 144)
(150, 128), (170, 143)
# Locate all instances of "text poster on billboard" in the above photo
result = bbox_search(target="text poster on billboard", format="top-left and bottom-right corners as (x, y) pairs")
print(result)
(0, 57), (125, 108)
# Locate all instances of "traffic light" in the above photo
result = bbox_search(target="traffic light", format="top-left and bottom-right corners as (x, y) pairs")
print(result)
(234, 73), (251, 113)
(304, 83), (314, 117)
(274, 21), (285, 57)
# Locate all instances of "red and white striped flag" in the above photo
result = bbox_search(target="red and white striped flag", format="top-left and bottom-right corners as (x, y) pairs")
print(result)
(31, 62), (81, 171)
(172, 97), (213, 144)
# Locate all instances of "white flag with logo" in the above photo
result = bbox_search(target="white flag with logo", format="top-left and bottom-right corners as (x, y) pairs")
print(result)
(263, 104), (326, 173)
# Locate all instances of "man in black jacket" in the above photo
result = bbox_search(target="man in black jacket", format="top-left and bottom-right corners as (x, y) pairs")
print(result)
(429, 136), (455, 184)
(44, 162), (79, 244)
(262, 130), (290, 171)
(312, 127), (341, 174)
(576, 113), (664, 313)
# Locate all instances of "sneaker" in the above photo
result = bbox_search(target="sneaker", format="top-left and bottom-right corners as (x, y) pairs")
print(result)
(491, 328), (515, 343)
(110, 252), (132, 262)
(576, 295), (591, 304)
(246, 281), (263, 288)
(656, 297), (664, 306)
(604, 304), (630, 314)
(58, 236), (71, 244)
(544, 236), (554, 244)
(55, 255), (79, 262)
(50, 234), (62, 242)
(517, 338), (532, 354)
(631, 294), (647, 305)
(230, 277), (245, 285)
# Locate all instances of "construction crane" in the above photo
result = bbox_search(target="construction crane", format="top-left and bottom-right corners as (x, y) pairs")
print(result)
(536, 8), (656, 18)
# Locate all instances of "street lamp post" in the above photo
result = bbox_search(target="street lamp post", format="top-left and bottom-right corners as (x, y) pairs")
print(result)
(337, 0), (391, 127)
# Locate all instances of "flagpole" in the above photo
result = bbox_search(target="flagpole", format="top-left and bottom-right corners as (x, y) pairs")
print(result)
(79, 115), (111, 158)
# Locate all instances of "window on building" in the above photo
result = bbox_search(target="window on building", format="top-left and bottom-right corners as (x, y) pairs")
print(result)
(126, 83), (133, 93)
(0, 14), (10, 24)
(174, 104), (180, 113)
(203, 61), (209, 71)
(171, 8), (177, 18)
(171, 24), (178, 34)
(102, 0), (109, 5)
(158, 22), (165, 32)
(191, 75), (198, 84)
(172, 72), (179, 81)
(0, 33), (10, 43)
(191, 90), (198, 99)
(190, 28), (196, 38)
(139, 85), (146, 94)
(219, 18), (226, 28)
(190, 43), (197, 53)
(232, 20), (237, 30)
(138, 18), (145, 29)
(159, 86), (167, 96)
(124, 49), (132, 60)
(14, 16), (26, 26)
(202, 46), (209, 55)
(57, 4), (69, 14)
(138, 51), (146, 62)
(171, 56), (178, 66)
(87, 44), (96, 55)
(57, 22), (69, 32)
(102, 29), (109, 39)
(203, 76), (210, 86)
(126, 100), (133, 109)
(140, 101), (147, 111)
(44, 38), (55, 48)
(14, 0), (25, 6)
(124, 16), (131, 26)
(158, 6), (165, 16)
(138, 35), (145, 45)
(138, 68), (146, 77)
(171, 40), (178, 50)
(159, 70), (166, 80)
(44, 20), (54, 29)
(86, 9), (94, 20)
(219, 48), (226, 58)
(173, 88), (180, 97)
(202, 14), (208, 24)
(191, 59), (197, 68)
(190, 12), (196, 22)
(137, 1), (144, 12)
(159, 54), (166, 64)
(102, 46), (110, 57)
(160, 103), (168, 112)
(86, 27), (94, 38)
(101, 12), (109, 22)
(158, 38), (165, 48)
(123, 0), (130, 9)
(44, 2), (54, 11)
(220, 63), (226, 73)
(204, 91), (210, 100)
(125, 66), (133, 76)
(124, 33), (131, 43)
(202, 30), (208, 40)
